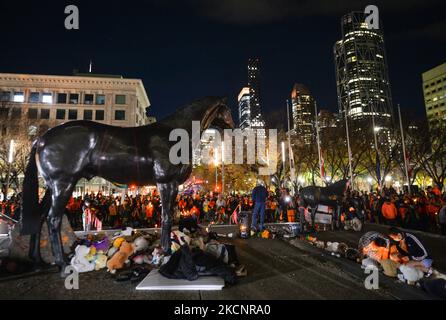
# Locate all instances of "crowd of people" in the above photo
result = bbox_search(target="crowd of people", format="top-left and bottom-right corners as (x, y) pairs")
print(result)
(343, 186), (446, 235)
(1, 184), (446, 235)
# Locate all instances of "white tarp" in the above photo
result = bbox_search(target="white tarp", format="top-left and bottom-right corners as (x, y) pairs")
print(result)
(136, 269), (225, 291)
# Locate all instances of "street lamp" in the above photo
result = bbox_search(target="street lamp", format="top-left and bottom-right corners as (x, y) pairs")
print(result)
(367, 177), (373, 184)
(385, 175), (392, 182)
(214, 147), (219, 192)
(281, 141), (286, 166)
(5, 140), (15, 200)
(221, 141), (225, 195)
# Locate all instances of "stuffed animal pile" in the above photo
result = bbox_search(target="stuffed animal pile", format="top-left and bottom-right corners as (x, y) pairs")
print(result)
(106, 241), (135, 273)
(68, 229), (160, 274)
(67, 227), (216, 275)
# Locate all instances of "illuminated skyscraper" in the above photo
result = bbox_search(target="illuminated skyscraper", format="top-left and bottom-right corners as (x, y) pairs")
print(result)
(422, 62), (446, 124)
(238, 87), (251, 130)
(290, 83), (315, 145)
(334, 12), (393, 128)
(238, 58), (265, 131)
(248, 58), (262, 119)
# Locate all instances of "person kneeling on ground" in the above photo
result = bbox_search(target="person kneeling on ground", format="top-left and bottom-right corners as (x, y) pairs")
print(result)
(362, 237), (390, 262)
(388, 227), (433, 275)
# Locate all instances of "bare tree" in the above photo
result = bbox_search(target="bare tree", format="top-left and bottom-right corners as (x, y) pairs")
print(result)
(412, 120), (446, 190)
(0, 100), (34, 197)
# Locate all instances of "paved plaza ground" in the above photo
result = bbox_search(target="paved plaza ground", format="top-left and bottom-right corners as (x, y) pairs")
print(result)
(1, 222), (443, 300)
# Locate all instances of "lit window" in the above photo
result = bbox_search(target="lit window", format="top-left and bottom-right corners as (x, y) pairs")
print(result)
(13, 92), (24, 102)
(349, 107), (363, 115)
(42, 93), (53, 104)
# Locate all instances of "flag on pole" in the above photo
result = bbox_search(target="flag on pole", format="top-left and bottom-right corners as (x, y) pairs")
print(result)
(405, 151), (413, 178)
(289, 143), (296, 183)
(320, 152), (325, 179)
(375, 149), (381, 185)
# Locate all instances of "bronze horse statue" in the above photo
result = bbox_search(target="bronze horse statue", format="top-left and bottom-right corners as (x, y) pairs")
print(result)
(299, 179), (350, 229)
(20, 97), (234, 271)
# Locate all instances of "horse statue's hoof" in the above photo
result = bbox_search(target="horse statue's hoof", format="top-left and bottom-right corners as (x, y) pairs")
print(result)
(59, 264), (71, 278)
(31, 261), (54, 273)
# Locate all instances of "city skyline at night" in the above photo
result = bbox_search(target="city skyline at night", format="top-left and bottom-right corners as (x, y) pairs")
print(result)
(0, 1), (445, 124)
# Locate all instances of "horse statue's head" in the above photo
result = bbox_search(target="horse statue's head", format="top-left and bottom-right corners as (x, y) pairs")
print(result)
(200, 97), (235, 132)
(160, 97), (235, 134)
(334, 179), (351, 193)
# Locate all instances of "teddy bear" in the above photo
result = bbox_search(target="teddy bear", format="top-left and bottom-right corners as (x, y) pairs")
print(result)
(133, 236), (149, 253)
(151, 247), (164, 265)
(93, 236), (110, 252)
(361, 257), (380, 270)
(94, 252), (108, 271)
(86, 246), (97, 262)
(398, 264), (424, 285)
(380, 259), (400, 278)
(325, 241), (339, 253)
(106, 241), (135, 274)
(113, 237), (125, 249)
(70, 245), (95, 273)
(132, 254), (152, 265)
(107, 246), (118, 258)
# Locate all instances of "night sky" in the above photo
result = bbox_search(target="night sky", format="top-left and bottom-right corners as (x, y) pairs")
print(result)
(0, 0), (445, 124)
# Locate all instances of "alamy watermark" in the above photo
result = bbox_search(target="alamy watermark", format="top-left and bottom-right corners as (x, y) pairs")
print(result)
(64, 266), (79, 290)
(169, 121), (278, 175)
(364, 265), (379, 290)
(65, 5), (79, 30)
(364, 5), (379, 30)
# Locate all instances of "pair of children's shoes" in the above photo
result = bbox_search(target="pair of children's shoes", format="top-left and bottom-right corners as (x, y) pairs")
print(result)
(115, 267), (150, 283)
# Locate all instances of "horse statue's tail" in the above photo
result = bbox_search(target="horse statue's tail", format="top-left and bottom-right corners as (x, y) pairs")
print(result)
(20, 143), (41, 235)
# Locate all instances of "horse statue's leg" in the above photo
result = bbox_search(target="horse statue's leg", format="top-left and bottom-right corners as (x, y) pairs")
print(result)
(29, 220), (44, 270)
(47, 180), (76, 274)
(28, 190), (51, 270)
(310, 206), (317, 229)
(157, 181), (178, 253)
(335, 205), (341, 230)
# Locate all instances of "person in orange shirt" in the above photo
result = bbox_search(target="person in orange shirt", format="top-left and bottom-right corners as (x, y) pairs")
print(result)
(381, 197), (398, 226)
(178, 197), (187, 212)
(190, 205), (200, 223)
(427, 194), (441, 232)
(145, 201), (154, 225)
(398, 199), (409, 227)
(362, 237), (390, 262)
